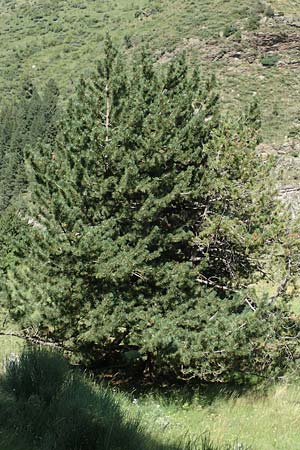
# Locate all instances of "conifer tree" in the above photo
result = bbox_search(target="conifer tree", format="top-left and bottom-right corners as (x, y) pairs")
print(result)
(5, 39), (298, 382)
(0, 79), (60, 212)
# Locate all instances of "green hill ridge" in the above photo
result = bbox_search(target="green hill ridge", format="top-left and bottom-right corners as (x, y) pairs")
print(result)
(1, 0), (300, 144)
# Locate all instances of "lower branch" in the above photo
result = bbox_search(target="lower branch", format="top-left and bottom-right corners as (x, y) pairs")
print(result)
(0, 331), (74, 353)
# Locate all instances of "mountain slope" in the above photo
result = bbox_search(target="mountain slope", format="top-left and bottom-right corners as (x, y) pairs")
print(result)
(0, 0), (300, 144)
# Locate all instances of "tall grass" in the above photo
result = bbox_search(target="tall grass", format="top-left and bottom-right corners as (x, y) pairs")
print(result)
(127, 383), (300, 450)
(0, 347), (243, 450)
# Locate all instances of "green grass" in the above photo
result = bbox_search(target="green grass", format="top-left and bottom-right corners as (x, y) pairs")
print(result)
(0, 0), (256, 94)
(0, 347), (245, 450)
(1, 0), (300, 444)
(123, 383), (300, 450)
(269, 0), (299, 14)
(2, 338), (300, 450)
(0, 308), (23, 373)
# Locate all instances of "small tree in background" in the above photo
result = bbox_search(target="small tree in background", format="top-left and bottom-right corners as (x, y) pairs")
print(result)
(5, 37), (298, 382)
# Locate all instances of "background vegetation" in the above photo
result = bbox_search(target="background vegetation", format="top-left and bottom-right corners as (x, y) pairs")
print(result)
(0, 0), (300, 143)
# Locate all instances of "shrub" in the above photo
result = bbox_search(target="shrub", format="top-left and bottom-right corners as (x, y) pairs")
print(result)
(233, 30), (242, 42)
(2, 347), (69, 402)
(246, 14), (260, 31)
(260, 54), (279, 67)
(223, 24), (238, 38)
(123, 34), (133, 49)
(264, 5), (275, 18)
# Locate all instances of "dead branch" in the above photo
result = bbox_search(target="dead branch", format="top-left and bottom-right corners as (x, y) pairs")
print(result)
(245, 298), (256, 311)
(196, 276), (236, 292)
(0, 331), (74, 353)
(105, 84), (110, 142)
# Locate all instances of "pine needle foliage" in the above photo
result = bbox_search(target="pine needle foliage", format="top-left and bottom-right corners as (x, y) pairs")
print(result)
(0, 78), (59, 212)
(5, 38), (298, 382)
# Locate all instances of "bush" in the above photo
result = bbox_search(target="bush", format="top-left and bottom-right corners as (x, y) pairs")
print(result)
(123, 34), (133, 49)
(233, 30), (242, 42)
(264, 5), (275, 18)
(223, 24), (238, 38)
(246, 14), (260, 31)
(260, 54), (279, 67)
(3, 347), (69, 403)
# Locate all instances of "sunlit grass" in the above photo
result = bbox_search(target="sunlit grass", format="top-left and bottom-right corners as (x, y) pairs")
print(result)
(1, 333), (300, 449)
(125, 383), (300, 450)
(0, 309), (23, 374)
(269, 0), (300, 15)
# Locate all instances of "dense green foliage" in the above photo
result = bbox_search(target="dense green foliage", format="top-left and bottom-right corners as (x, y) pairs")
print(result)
(3, 39), (298, 383)
(0, 347), (245, 450)
(0, 78), (59, 212)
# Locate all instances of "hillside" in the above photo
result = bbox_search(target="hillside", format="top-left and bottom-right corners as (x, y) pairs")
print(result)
(0, 0), (300, 145)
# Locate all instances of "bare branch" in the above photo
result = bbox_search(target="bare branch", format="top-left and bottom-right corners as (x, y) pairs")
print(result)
(0, 331), (74, 353)
(196, 276), (237, 292)
(245, 297), (256, 311)
(105, 84), (110, 142)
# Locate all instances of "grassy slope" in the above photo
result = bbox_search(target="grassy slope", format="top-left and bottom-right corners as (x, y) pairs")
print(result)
(128, 384), (300, 450)
(1, 345), (300, 450)
(0, 0), (300, 143)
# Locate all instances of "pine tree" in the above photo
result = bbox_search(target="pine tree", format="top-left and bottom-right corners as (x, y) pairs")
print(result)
(0, 78), (60, 212)
(5, 39), (297, 382)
